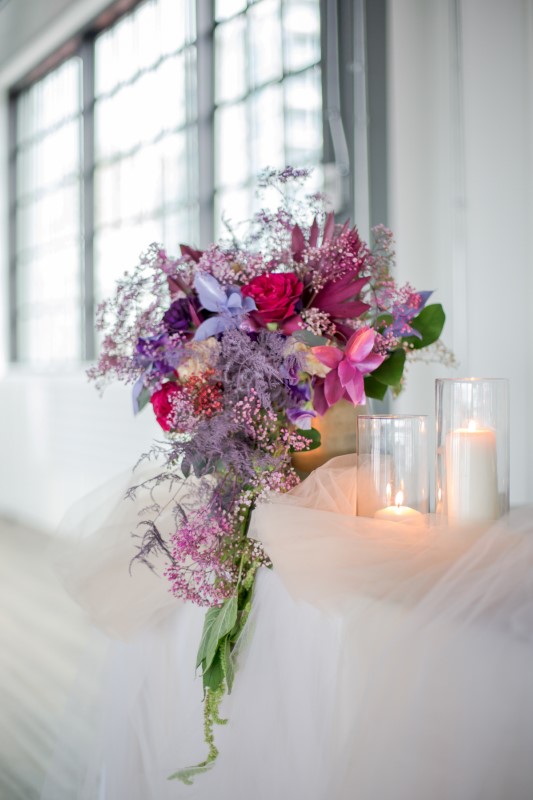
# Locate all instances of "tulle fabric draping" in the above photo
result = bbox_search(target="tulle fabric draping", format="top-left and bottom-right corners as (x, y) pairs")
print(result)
(41, 456), (533, 799)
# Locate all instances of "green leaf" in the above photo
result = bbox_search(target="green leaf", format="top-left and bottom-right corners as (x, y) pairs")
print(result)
(291, 427), (321, 452)
(364, 375), (388, 401)
(370, 348), (406, 386)
(168, 763), (213, 784)
(403, 304), (445, 350)
(136, 387), (151, 414)
(222, 636), (235, 694)
(202, 647), (224, 692)
(196, 596), (238, 673)
(292, 330), (329, 346)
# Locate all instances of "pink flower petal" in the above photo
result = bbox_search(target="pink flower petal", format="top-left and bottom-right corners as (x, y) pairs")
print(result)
(280, 315), (304, 334)
(357, 351), (386, 374)
(312, 381), (329, 416)
(324, 368), (344, 406)
(345, 327), (376, 364)
(338, 357), (358, 387)
(312, 345), (343, 369)
(343, 372), (365, 406)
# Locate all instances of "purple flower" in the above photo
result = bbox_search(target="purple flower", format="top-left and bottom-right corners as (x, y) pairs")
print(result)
(385, 290), (433, 339)
(286, 407), (316, 429)
(163, 298), (200, 335)
(135, 333), (174, 374)
(193, 272), (256, 341)
(288, 380), (311, 404)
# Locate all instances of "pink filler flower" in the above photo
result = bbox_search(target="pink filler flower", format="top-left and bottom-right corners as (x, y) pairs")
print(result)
(312, 327), (385, 413)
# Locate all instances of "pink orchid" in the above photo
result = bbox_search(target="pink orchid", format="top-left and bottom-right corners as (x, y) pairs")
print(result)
(312, 327), (386, 412)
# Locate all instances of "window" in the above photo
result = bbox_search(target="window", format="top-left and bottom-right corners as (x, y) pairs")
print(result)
(9, 0), (383, 366)
(213, 0), (322, 233)
(13, 58), (83, 363)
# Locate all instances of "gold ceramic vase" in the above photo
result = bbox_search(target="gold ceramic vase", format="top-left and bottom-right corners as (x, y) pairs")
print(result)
(291, 399), (364, 475)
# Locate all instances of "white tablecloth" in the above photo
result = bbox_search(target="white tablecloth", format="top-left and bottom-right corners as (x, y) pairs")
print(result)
(41, 457), (533, 799)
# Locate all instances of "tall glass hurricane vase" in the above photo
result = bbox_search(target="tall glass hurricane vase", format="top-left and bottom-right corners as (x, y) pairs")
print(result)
(435, 378), (510, 523)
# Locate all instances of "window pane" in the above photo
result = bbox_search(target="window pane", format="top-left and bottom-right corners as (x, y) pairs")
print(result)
(283, 0), (321, 72)
(284, 66), (322, 165)
(213, 0), (323, 229)
(215, 102), (249, 187)
(215, 16), (247, 104)
(215, 0), (247, 22)
(93, 0), (198, 304)
(250, 84), (284, 174)
(215, 186), (252, 238)
(249, 0), (282, 88)
(14, 58), (83, 365)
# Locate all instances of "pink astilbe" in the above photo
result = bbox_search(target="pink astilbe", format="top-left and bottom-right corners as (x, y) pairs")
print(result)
(164, 509), (236, 607)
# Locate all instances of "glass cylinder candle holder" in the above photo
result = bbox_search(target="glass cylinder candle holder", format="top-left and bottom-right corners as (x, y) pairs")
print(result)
(357, 415), (429, 521)
(435, 378), (509, 523)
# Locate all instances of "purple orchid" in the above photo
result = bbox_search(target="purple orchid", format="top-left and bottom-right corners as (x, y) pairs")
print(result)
(193, 272), (256, 341)
(384, 290), (433, 339)
(312, 327), (385, 413)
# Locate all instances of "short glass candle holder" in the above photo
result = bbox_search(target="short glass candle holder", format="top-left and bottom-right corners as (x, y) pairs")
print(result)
(435, 378), (509, 523)
(357, 415), (429, 521)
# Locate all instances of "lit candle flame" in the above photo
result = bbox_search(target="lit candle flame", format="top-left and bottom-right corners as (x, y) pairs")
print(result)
(467, 420), (478, 432)
(395, 490), (404, 508)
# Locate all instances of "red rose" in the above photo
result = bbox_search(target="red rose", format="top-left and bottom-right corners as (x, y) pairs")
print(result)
(241, 272), (304, 324)
(150, 382), (181, 431)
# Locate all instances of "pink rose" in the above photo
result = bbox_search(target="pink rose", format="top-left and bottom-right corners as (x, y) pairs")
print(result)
(241, 272), (304, 324)
(150, 382), (181, 431)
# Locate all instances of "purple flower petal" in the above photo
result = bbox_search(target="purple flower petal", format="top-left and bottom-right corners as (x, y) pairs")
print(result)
(286, 407), (316, 429)
(194, 316), (229, 341)
(194, 272), (227, 312)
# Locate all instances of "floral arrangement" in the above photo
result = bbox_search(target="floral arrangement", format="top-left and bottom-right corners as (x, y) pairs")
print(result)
(89, 168), (449, 781)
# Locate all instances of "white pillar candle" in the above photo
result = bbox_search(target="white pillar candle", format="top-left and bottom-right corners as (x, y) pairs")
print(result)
(445, 420), (499, 523)
(374, 491), (423, 524)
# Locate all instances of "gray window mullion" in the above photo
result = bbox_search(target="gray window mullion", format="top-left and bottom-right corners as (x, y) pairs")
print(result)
(8, 95), (17, 362)
(197, 0), (215, 247)
(81, 38), (96, 361)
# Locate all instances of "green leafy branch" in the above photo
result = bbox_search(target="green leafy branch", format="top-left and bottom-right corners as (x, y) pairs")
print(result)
(364, 304), (445, 400)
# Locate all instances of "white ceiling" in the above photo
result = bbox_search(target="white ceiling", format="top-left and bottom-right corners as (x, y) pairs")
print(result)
(0, 0), (77, 75)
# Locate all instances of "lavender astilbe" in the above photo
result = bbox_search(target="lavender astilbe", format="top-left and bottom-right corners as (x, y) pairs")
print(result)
(165, 508), (236, 607)
(218, 328), (292, 410)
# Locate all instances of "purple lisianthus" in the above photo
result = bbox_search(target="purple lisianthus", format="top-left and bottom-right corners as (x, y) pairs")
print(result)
(286, 406), (316, 429)
(288, 380), (311, 404)
(163, 297), (201, 336)
(135, 333), (175, 374)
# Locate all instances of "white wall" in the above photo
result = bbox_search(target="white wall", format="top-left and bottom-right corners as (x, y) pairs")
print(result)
(389, 0), (533, 504)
